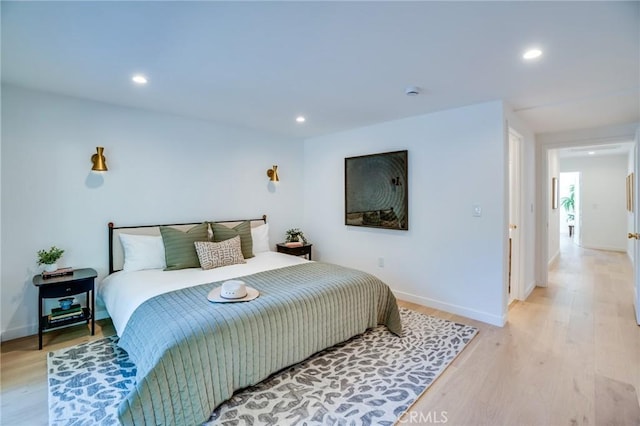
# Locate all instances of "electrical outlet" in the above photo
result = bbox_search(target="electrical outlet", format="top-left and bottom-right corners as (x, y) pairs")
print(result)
(378, 257), (384, 268)
(472, 204), (482, 217)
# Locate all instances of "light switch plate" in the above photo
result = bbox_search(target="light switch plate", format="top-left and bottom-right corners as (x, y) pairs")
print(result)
(473, 204), (482, 217)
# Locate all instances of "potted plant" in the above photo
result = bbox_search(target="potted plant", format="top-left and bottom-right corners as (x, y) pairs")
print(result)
(37, 246), (64, 272)
(560, 184), (575, 235)
(285, 228), (307, 245)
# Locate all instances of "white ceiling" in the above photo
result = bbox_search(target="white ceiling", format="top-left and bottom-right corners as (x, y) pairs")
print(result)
(558, 142), (635, 159)
(2, 1), (639, 139)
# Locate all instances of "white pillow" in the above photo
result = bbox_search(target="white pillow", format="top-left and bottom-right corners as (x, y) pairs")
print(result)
(251, 223), (270, 253)
(119, 234), (166, 271)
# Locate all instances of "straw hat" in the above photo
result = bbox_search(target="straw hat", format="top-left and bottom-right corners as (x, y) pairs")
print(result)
(207, 280), (259, 303)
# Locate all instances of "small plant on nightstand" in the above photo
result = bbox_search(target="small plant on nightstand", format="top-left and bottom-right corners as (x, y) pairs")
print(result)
(285, 228), (307, 244)
(37, 246), (64, 272)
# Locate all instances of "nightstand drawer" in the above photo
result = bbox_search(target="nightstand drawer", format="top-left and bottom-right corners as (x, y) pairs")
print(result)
(39, 278), (93, 298)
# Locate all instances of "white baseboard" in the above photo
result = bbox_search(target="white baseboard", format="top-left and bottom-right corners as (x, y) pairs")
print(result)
(393, 290), (506, 327)
(1, 324), (38, 342)
(523, 280), (536, 300)
(525, 281), (536, 297)
(1, 308), (111, 342)
(548, 250), (560, 268)
(578, 243), (626, 253)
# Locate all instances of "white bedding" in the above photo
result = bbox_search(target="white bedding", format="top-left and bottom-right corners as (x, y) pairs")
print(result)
(98, 251), (309, 336)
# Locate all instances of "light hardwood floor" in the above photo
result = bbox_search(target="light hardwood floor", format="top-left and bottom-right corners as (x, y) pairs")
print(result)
(402, 236), (640, 425)
(1, 319), (116, 425)
(2, 237), (639, 425)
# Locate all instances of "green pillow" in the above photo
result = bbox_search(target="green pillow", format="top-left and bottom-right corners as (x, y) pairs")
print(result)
(159, 223), (209, 270)
(210, 221), (254, 259)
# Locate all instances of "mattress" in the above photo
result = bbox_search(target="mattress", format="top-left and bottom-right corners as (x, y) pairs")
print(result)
(98, 251), (308, 336)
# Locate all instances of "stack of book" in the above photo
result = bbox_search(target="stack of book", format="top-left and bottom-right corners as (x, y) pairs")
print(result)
(284, 241), (304, 248)
(42, 267), (74, 279)
(48, 304), (84, 325)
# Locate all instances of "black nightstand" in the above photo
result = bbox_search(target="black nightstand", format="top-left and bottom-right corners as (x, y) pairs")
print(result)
(276, 243), (313, 260)
(32, 268), (97, 350)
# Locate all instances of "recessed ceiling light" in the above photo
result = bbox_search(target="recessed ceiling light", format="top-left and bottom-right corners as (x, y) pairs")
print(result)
(132, 74), (148, 85)
(523, 48), (543, 60)
(588, 151), (595, 155)
(296, 116), (306, 123)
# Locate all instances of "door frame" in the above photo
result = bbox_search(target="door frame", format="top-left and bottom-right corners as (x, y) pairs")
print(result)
(508, 129), (524, 301)
(535, 133), (637, 287)
(634, 132), (640, 325)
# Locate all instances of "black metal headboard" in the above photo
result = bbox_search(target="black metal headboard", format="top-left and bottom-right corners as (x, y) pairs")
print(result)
(108, 215), (267, 274)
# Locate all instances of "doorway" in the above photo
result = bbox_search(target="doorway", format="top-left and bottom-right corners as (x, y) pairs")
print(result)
(537, 138), (638, 324)
(559, 172), (579, 246)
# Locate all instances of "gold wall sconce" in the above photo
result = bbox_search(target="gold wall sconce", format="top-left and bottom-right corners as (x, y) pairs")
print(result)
(267, 165), (279, 182)
(91, 147), (108, 172)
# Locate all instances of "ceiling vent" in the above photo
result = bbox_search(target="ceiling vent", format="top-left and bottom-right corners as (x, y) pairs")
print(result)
(405, 86), (420, 96)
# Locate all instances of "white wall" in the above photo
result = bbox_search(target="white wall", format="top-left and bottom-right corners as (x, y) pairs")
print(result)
(1, 85), (304, 341)
(303, 101), (508, 326)
(560, 155), (627, 252)
(547, 149), (560, 265)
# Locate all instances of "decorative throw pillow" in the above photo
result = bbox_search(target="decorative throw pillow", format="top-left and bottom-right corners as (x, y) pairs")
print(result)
(119, 234), (166, 271)
(251, 223), (270, 253)
(210, 221), (254, 259)
(194, 236), (246, 270)
(159, 223), (209, 270)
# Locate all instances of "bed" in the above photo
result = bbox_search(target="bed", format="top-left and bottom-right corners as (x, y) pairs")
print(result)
(99, 216), (402, 425)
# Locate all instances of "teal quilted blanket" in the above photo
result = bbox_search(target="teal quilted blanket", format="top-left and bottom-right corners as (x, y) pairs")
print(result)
(117, 262), (402, 425)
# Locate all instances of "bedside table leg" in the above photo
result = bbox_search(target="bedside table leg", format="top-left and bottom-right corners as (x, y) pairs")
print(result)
(91, 290), (95, 335)
(38, 289), (43, 350)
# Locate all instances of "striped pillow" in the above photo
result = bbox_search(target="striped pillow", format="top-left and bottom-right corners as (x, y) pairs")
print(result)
(159, 223), (209, 270)
(194, 236), (246, 270)
(210, 221), (254, 259)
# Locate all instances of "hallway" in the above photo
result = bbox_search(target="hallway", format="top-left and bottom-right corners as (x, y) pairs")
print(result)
(403, 237), (640, 425)
(547, 236), (639, 415)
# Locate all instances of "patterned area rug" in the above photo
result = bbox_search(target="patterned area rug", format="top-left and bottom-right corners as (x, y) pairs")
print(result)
(48, 308), (478, 426)
(48, 336), (135, 426)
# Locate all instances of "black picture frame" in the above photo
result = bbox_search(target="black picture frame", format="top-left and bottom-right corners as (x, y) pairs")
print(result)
(345, 150), (408, 230)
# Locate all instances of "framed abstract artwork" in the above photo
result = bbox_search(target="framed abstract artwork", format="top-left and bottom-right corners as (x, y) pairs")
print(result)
(345, 150), (408, 230)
